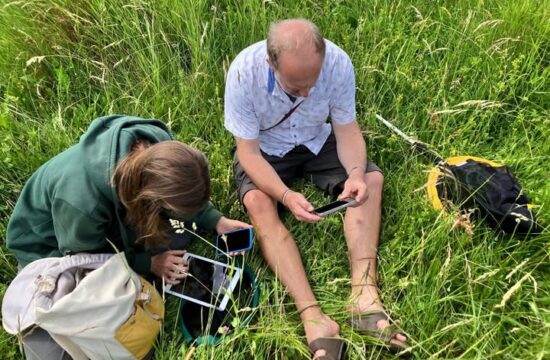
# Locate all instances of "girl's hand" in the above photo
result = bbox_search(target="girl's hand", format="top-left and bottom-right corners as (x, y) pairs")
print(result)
(151, 249), (189, 285)
(215, 216), (252, 234)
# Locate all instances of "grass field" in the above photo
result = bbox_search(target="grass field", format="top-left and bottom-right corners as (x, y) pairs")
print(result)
(0, 0), (548, 359)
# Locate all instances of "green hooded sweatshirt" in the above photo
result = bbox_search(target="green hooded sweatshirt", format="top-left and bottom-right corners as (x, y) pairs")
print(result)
(7, 115), (222, 274)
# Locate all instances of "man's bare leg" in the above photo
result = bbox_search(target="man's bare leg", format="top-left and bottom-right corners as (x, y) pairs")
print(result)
(344, 171), (407, 343)
(244, 189), (340, 358)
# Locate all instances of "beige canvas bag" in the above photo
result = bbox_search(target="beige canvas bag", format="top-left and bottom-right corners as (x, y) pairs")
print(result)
(2, 253), (164, 360)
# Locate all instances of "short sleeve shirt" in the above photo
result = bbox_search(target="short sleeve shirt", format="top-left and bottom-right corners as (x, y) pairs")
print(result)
(224, 39), (356, 157)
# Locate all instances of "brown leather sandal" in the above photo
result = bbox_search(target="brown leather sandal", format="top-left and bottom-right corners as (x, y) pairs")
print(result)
(349, 311), (411, 358)
(298, 303), (346, 360)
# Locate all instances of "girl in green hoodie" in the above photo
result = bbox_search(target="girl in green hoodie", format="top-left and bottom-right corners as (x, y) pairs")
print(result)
(8, 115), (249, 280)
(7, 115), (250, 360)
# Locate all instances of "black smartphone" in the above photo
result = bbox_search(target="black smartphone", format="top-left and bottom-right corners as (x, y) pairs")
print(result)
(312, 197), (358, 217)
(216, 228), (254, 256)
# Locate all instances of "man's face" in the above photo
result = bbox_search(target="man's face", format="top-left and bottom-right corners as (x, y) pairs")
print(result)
(269, 50), (323, 98)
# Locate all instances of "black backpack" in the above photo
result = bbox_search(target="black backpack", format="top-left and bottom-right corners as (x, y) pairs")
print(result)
(435, 159), (541, 237)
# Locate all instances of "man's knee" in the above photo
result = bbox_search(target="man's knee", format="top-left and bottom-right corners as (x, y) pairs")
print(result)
(243, 189), (275, 215)
(366, 171), (384, 194)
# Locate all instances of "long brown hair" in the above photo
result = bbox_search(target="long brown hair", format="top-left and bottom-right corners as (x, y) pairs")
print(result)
(112, 141), (210, 248)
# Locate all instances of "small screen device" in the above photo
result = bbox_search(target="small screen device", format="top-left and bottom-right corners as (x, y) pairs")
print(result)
(312, 197), (358, 217)
(164, 253), (242, 311)
(216, 228), (254, 256)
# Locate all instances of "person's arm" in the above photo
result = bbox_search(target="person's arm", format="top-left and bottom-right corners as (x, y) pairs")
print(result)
(214, 216), (252, 234)
(236, 137), (321, 222)
(188, 201), (252, 234)
(128, 251), (154, 275)
(190, 201), (223, 232)
(332, 121), (369, 204)
(328, 48), (368, 204)
(150, 250), (188, 285)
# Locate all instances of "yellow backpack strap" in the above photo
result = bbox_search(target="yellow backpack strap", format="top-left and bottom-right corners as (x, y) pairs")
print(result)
(427, 166), (444, 210)
(445, 155), (503, 167)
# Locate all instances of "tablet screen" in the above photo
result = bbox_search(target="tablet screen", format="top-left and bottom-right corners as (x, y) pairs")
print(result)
(164, 254), (241, 311)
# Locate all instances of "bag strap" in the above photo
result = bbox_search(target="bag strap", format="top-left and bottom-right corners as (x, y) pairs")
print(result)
(260, 100), (304, 132)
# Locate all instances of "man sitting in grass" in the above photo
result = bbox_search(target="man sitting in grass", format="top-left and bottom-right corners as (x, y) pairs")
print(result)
(224, 18), (409, 359)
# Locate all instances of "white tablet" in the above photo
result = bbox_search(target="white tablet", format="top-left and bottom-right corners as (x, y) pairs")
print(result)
(164, 253), (242, 311)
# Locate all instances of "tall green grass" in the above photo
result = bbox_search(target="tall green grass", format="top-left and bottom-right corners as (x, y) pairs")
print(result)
(1, 0), (548, 359)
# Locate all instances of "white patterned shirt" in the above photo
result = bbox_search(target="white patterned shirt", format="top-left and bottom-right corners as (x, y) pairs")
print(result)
(224, 39), (356, 157)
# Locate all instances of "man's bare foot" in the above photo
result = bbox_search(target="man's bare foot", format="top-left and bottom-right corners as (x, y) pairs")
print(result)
(300, 306), (340, 359)
(347, 285), (407, 343)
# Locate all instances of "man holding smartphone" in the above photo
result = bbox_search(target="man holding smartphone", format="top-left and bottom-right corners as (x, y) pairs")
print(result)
(224, 19), (408, 358)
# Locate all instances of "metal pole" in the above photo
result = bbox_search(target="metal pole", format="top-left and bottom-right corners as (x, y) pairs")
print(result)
(375, 114), (444, 163)
(375, 114), (417, 145)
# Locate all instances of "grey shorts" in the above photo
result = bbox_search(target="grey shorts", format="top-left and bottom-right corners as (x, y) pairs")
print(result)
(234, 132), (382, 203)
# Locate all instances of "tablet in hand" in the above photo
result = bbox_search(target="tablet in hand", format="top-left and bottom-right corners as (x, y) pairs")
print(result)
(164, 253), (242, 311)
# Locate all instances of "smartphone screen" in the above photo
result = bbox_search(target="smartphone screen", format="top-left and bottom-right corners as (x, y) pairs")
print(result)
(312, 198), (357, 216)
(313, 200), (350, 214)
(217, 228), (252, 254)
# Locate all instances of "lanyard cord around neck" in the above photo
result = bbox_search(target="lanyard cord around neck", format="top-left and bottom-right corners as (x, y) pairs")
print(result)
(260, 100), (304, 132)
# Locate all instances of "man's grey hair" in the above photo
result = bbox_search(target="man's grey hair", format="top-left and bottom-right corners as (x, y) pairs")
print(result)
(267, 19), (326, 69)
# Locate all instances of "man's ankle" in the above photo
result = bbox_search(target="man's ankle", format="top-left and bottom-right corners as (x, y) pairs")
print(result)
(299, 304), (323, 320)
(348, 295), (384, 314)
(350, 283), (379, 298)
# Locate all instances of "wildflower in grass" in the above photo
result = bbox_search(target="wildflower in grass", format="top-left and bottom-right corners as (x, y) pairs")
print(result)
(169, 219), (186, 234)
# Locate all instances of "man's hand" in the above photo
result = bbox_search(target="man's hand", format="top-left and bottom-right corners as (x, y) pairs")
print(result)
(285, 191), (323, 223)
(339, 171), (369, 205)
(151, 249), (189, 285)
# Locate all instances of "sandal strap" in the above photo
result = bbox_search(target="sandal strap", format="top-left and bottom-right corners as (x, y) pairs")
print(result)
(349, 312), (410, 356)
(349, 311), (406, 344)
(349, 311), (388, 330)
(298, 302), (320, 315)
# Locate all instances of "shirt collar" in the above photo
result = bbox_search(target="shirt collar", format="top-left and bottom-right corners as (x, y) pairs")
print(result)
(266, 63), (318, 100)
(267, 66), (275, 95)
